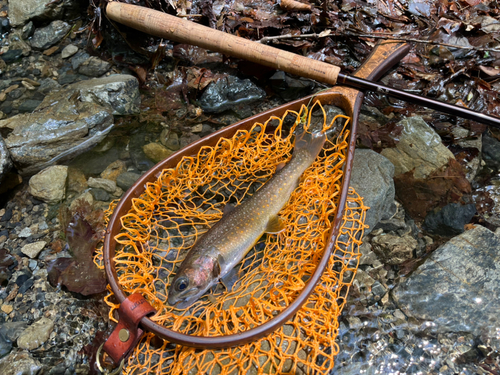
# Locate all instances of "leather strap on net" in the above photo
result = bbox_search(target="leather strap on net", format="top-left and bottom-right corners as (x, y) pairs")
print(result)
(103, 293), (156, 364)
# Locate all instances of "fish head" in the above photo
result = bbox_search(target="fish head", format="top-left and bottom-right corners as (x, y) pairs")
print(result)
(167, 255), (221, 309)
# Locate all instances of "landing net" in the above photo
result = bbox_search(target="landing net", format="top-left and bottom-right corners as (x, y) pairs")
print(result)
(95, 101), (367, 374)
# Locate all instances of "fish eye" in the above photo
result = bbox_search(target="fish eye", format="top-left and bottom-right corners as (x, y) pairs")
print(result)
(175, 277), (189, 292)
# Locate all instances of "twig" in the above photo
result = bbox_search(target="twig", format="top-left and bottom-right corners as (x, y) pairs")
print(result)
(258, 30), (500, 52)
(259, 30), (332, 44)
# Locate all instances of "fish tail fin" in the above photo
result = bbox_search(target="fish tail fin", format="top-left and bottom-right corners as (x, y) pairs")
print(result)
(293, 128), (326, 163)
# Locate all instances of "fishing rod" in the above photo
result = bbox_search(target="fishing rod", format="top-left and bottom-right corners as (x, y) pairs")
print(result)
(105, 2), (500, 130)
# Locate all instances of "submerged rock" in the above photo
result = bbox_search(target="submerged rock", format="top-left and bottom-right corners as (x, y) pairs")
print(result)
(28, 165), (68, 204)
(381, 116), (455, 179)
(0, 350), (41, 374)
(199, 76), (266, 114)
(17, 317), (54, 350)
(349, 149), (395, 235)
(371, 232), (417, 265)
(393, 225), (500, 350)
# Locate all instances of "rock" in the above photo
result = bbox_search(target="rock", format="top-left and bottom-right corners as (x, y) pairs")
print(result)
(371, 233), (417, 265)
(269, 70), (316, 101)
(90, 188), (109, 202)
(0, 305), (12, 314)
(0, 49), (23, 64)
(7, 0), (79, 27)
(87, 177), (116, 193)
(143, 142), (173, 163)
(69, 191), (93, 212)
(21, 21), (35, 39)
(28, 166), (68, 204)
(116, 172), (141, 191)
(17, 317), (54, 350)
(423, 203), (477, 236)
(18, 100), (43, 113)
(67, 167), (88, 194)
(61, 44), (78, 59)
(0, 135), (12, 184)
(30, 21), (72, 50)
(38, 78), (61, 94)
(482, 132), (500, 169)
(1, 90), (114, 175)
(68, 74), (140, 115)
(77, 56), (111, 77)
(393, 226), (500, 351)
(161, 130), (181, 151)
(199, 76), (266, 113)
(21, 241), (47, 259)
(0, 350), (41, 374)
(100, 160), (127, 181)
(0, 322), (28, 343)
(349, 149), (395, 235)
(0, 332), (11, 358)
(129, 133), (155, 171)
(4, 30), (31, 57)
(381, 116), (455, 179)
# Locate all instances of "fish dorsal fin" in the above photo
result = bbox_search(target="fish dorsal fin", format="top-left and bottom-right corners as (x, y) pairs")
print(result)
(222, 203), (235, 217)
(265, 215), (286, 234)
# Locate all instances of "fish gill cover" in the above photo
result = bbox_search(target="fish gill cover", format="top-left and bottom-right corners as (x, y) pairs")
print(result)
(94, 101), (367, 374)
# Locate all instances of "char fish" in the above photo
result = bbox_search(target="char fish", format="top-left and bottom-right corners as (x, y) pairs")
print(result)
(167, 128), (326, 308)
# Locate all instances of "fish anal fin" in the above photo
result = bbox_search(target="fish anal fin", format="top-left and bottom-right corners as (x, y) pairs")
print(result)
(275, 162), (286, 172)
(265, 215), (286, 234)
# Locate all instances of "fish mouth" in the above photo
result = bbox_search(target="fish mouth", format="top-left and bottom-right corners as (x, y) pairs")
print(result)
(167, 289), (199, 309)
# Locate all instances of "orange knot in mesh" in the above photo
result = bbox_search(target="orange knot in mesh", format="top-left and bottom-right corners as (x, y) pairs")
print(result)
(95, 100), (367, 374)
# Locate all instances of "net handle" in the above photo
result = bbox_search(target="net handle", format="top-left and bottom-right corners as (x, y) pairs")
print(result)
(103, 38), (410, 348)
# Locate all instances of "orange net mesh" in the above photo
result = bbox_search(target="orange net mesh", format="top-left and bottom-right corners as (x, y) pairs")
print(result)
(95, 101), (367, 374)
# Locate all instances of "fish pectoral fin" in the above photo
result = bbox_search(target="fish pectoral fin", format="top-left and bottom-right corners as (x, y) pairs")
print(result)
(264, 215), (286, 234)
(212, 254), (225, 278)
(275, 162), (286, 171)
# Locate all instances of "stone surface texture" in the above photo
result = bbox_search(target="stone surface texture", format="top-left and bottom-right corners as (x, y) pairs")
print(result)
(381, 116), (455, 179)
(28, 166), (68, 204)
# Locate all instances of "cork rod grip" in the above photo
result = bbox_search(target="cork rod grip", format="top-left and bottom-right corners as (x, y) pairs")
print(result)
(106, 2), (341, 85)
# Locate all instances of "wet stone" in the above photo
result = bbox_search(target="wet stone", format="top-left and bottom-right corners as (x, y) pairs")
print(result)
(350, 149), (396, 235)
(30, 21), (72, 50)
(71, 51), (90, 70)
(77, 56), (111, 77)
(0, 49), (23, 64)
(17, 317), (54, 350)
(0, 332), (11, 358)
(423, 203), (476, 236)
(100, 160), (127, 181)
(116, 171), (141, 191)
(0, 350), (41, 374)
(18, 100), (42, 113)
(482, 132), (500, 169)
(87, 177), (116, 193)
(0, 135), (13, 184)
(393, 225), (500, 351)
(143, 142), (173, 163)
(199, 75), (266, 114)
(90, 188), (109, 202)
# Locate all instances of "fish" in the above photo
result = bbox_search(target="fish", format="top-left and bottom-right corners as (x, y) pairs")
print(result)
(167, 128), (326, 309)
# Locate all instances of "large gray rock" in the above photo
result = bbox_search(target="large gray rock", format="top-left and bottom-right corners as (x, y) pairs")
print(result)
(0, 135), (12, 184)
(349, 149), (395, 234)
(393, 225), (500, 350)
(0, 98), (113, 175)
(17, 317), (54, 350)
(7, 0), (80, 27)
(381, 116), (454, 179)
(0, 75), (139, 175)
(30, 20), (72, 50)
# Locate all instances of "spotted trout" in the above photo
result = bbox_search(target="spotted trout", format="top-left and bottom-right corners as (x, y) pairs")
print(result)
(167, 128), (326, 308)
